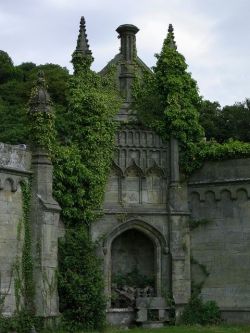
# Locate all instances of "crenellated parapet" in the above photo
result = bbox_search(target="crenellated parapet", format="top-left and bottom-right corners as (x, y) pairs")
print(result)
(189, 182), (250, 202)
(188, 158), (250, 203)
(0, 143), (32, 193)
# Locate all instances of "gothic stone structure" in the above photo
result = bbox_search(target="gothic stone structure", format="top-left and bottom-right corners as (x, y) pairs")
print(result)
(0, 19), (250, 326)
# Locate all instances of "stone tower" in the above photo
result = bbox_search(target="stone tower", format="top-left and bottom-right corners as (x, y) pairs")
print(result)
(89, 22), (191, 325)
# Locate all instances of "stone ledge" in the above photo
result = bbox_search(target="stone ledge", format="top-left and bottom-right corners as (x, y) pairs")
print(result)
(38, 195), (61, 212)
(0, 166), (32, 176)
(188, 178), (250, 187)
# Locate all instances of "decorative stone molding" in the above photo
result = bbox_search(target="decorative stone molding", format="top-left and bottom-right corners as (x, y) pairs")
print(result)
(189, 186), (250, 203)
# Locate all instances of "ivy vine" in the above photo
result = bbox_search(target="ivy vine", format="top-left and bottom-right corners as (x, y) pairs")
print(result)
(133, 26), (250, 175)
(52, 51), (121, 330)
(0, 179), (35, 333)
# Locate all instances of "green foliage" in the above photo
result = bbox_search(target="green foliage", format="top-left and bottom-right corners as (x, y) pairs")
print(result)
(0, 50), (14, 84)
(36, 325), (250, 333)
(53, 144), (92, 224)
(0, 53), (69, 144)
(199, 100), (222, 141)
(20, 180), (34, 315)
(191, 257), (210, 297)
(112, 268), (154, 288)
(182, 139), (250, 174)
(0, 48), (120, 331)
(133, 30), (250, 175)
(58, 225), (106, 332)
(27, 107), (56, 152)
(200, 99), (250, 143)
(180, 295), (221, 325)
(53, 53), (121, 330)
(133, 28), (204, 147)
(218, 99), (250, 142)
(0, 99), (28, 144)
(0, 309), (35, 333)
(53, 58), (120, 226)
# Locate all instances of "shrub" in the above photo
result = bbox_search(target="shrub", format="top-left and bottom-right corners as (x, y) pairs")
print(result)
(58, 225), (106, 331)
(180, 295), (221, 325)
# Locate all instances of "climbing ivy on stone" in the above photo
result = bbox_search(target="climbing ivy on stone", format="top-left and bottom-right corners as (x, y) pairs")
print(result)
(27, 71), (56, 152)
(0, 180), (35, 333)
(54, 54), (120, 226)
(133, 25), (250, 175)
(133, 25), (204, 150)
(58, 225), (106, 331)
(20, 180), (34, 315)
(182, 139), (250, 174)
(53, 34), (121, 330)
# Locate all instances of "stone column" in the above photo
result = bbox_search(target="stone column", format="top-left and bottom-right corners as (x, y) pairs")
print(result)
(27, 71), (61, 322)
(168, 136), (191, 321)
(30, 147), (61, 320)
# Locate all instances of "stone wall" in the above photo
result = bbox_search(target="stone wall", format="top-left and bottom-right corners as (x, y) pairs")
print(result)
(0, 143), (61, 320)
(0, 143), (31, 315)
(188, 158), (250, 323)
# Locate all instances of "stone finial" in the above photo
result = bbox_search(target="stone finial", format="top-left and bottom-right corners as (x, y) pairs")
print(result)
(74, 16), (92, 57)
(72, 16), (93, 72)
(167, 23), (177, 49)
(116, 24), (139, 62)
(168, 24), (174, 33)
(28, 71), (52, 113)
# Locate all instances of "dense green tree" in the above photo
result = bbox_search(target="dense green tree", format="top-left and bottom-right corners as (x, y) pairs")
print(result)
(0, 99), (28, 144)
(134, 25), (204, 147)
(133, 25), (205, 175)
(0, 54), (70, 144)
(219, 99), (250, 142)
(0, 50), (14, 84)
(199, 100), (221, 141)
(199, 99), (250, 143)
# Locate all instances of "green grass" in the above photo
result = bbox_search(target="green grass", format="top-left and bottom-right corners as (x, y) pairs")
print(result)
(41, 325), (250, 333)
(116, 326), (250, 333)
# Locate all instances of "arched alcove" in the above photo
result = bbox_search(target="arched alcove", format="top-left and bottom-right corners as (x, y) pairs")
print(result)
(112, 229), (155, 283)
(111, 229), (155, 308)
(102, 219), (169, 308)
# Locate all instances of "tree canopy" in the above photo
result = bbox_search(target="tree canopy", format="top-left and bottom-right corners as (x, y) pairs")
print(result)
(133, 25), (204, 147)
(200, 99), (250, 143)
(0, 51), (69, 144)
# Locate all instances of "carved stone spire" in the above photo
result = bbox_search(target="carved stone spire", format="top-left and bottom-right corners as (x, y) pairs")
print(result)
(72, 16), (93, 72)
(167, 24), (177, 49)
(28, 71), (52, 113)
(75, 16), (92, 57)
(116, 24), (139, 62)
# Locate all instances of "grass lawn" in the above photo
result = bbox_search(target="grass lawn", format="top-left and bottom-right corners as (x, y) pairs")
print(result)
(42, 325), (250, 333)
(113, 326), (250, 333)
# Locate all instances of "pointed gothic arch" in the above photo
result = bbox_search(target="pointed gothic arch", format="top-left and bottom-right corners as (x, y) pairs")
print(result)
(102, 219), (169, 306)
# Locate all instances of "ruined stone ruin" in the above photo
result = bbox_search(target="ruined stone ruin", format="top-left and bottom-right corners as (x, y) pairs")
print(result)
(0, 18), (250, 327)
